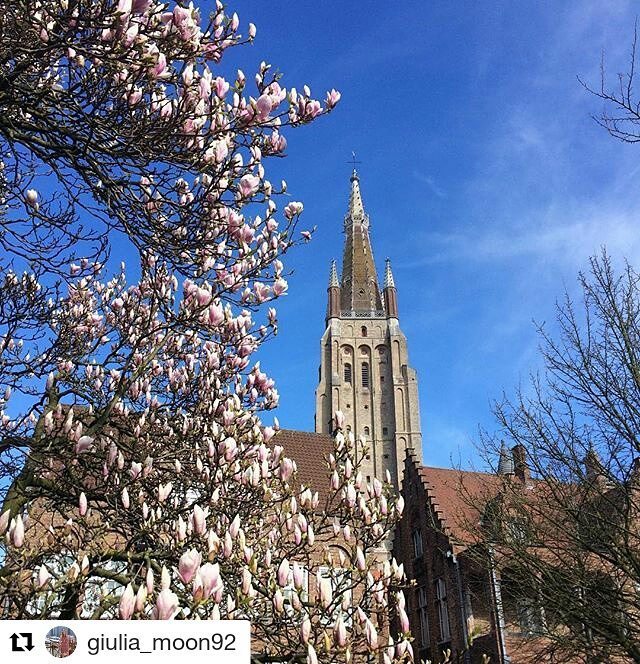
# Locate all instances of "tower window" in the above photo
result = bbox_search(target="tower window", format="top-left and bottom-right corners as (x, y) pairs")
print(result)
(383, 427), (388, 435)
(361, 362), (369, 388)
(361, 326), (368, 337)
(364, 426), (370, 436)
(344, 363), (352, 384)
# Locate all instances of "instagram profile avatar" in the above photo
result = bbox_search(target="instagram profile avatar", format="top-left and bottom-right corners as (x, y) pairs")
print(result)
(45, 626), (77, 658)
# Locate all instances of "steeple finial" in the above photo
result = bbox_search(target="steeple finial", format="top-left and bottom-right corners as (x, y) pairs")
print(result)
(348, 151), (361, 182)
(346, 168), (366, 226)
(328, 259), (339, 287)
(384, 258), (396, 289)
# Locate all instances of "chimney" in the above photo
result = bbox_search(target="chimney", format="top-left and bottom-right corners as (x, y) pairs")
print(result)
(584, 449), (608, 490)
(512, 444), (530, 483)
(497, 441), (514, 477)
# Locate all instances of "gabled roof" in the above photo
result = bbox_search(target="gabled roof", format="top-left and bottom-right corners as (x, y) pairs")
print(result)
(416, 464), (502, 551)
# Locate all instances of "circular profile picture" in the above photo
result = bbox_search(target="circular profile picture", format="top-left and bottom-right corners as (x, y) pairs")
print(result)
(45, 626), (77, 658)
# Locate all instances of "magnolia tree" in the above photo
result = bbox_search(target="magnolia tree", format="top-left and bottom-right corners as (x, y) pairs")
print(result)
(0, 1), (414, 662)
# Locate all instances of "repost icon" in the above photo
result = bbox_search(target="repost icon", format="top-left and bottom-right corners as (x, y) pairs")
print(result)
(2, 621), (250, 663)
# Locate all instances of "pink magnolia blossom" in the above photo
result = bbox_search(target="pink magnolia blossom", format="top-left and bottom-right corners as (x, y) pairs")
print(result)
(75, 436), (94, 454)
(25, 189), (39, 207)
(155, 588), (179, 620)
(238, 174), (260, 198)
(325, 88), (341, 109)
(178, 549), (201, 583)
(284, 201), (303, 219)
(195, 562), (221, 600)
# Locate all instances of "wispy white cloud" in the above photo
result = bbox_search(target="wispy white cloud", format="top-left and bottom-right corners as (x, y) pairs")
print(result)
(412, 170), (447, 199)
(415, 208), (640, 267)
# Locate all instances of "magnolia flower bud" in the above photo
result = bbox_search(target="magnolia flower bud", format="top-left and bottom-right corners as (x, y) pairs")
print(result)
(37, 564), (51, 588)
(25, 189), (38, 206)
(11, 515), (24, 547)
(356, 546), (366, 571)
(135, 584), (147, 613)
(119, 584), (136, 619)
(193, 504), (206, 535)
(79, 492), (88, 516)
(307, 644), (318, 664)
(277, 558), (290, 587)
(0, 510), (10, 535)
(161, 566), (171, 590)
(365, 619), (378, 649)
(334, 615), (347, 647)
(301, 617), (311, 643)
(146, 567), (154, 594)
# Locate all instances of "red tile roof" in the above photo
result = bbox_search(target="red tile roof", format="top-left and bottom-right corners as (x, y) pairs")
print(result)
(274, 429), (335, 499)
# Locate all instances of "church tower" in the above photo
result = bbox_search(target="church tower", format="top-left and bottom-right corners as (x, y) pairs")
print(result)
(315, 170), (423, 487)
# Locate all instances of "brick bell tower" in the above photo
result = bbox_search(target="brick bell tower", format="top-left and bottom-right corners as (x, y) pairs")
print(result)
(315, 169), (423, 487)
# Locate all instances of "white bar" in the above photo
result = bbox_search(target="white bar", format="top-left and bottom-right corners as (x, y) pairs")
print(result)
(0, 620), (250, 663)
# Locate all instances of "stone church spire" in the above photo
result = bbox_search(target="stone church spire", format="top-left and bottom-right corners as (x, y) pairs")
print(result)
(340, 170), (384, 315)
(315, 170), (423, 488)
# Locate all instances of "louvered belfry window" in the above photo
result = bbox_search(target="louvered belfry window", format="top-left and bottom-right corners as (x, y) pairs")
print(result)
(361, 362), (369, 388)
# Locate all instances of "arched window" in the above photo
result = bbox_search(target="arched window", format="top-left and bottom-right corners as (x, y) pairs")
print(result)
(344, 363), (352, 384)
(364, 426), (370, 436)
(361, 362), (369, 388)
(361, 326), (368, 337)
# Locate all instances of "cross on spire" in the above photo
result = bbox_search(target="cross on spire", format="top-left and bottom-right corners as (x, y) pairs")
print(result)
(347, 151), (361, 168)
(348, 151), (361, 181)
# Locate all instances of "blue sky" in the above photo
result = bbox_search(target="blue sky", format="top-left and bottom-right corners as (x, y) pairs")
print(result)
(217, 0), (640, 469)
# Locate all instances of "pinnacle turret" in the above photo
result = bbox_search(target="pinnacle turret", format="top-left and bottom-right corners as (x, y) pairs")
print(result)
(328, 259), (340, 287)
(383, 258), (396, 289)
